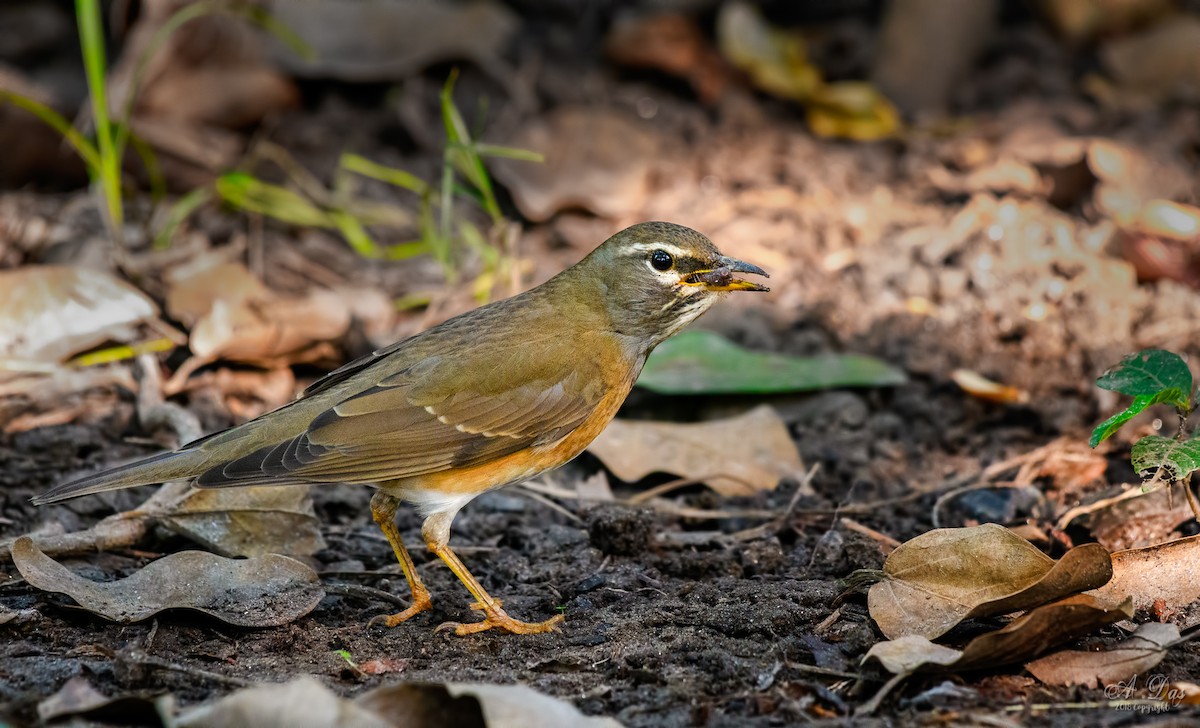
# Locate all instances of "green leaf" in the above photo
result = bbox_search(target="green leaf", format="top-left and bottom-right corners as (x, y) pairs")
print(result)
(637, 330), (907, 395)
(474, 143), (544, 162)
(1097, 350), (1192, 406)
(340, 153), (431, 195)
(1130, 435), (1200, 481)
(215, 173), (332, 227)
(1089, 389), (1188, 447)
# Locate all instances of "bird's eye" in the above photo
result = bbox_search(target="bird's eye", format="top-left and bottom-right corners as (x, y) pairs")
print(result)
(650, 249), (674, 271)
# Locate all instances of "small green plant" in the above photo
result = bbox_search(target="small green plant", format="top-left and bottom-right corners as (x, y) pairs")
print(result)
(0, 0), (308, 245)
(1090, 349), (1200, 508)
(205, 70), (541, 300)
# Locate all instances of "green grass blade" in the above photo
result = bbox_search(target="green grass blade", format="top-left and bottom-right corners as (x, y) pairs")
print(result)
(0, 90), (102, 171)
(215, 172), (333, 227)
(474, 143), (544, 162)
(76, 0), (123, 236)
(155, 187), (213, 249)
(340, 153), (431, 195)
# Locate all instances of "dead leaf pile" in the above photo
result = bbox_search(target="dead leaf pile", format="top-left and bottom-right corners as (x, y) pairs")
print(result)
(862, 523), (1196, 694)
(11, 536), (323, 627)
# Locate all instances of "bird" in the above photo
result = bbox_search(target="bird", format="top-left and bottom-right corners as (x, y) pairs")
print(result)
(34, 221), (769, 635)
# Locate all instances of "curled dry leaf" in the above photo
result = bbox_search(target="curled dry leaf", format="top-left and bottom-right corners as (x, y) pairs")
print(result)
(865, 594), (1134, 675)
(588, 405), (802, 497)
(37, 676), (167, 725)
(155, 485), (326, 558)
(0, 266), (161, 374)
(491, 106), (660, 222)
(867, 524), (1113, 640)
(1090, 534), (1200, 626)
(173, 676), (622, 728)
(11, 536), (323, 627)
(1026, 622), (1180, 688)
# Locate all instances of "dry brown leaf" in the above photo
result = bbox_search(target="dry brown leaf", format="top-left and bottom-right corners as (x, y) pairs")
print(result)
(1090, 534), (1200, 625)
(491, 107), (660, 222)
(1026, 622), (1179, 688)
(271, 0), (517, 82)
(154, 485), (326, 558)
(11, 536), (323, 627)
(605, 13), (732, 104)
(0, 266), (161, 374)
(109, 1), (297, 129)
(865, 594), (1134, 675)
(164, 257), (353, 381)
(868, 524), (1113, 640)
(37, 676), (166, 725)
(588, 405), (802, 497)
(1086, 485), (1194, 551)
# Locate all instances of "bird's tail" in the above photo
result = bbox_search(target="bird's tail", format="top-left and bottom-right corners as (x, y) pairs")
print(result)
(32, 449), (211, 504)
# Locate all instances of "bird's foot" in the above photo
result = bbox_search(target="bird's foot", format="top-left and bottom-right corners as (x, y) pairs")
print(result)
(367, 595), (433, 628)
(436, 601), (564, 635)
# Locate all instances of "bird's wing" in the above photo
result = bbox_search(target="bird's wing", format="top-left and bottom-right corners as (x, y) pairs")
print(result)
(195, 346), (609, 487)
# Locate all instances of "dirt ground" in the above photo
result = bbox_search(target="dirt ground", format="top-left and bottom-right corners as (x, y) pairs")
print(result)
(4, 1), (1200, 726)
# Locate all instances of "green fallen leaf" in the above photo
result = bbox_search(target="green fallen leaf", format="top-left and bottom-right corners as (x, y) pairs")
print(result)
(1130, 435), (1200, 481)
(637, 330), (906, 395)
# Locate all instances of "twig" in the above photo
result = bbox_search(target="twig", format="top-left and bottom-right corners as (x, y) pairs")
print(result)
(323, 582), (412, 609)
(118, 647), (251, 688)
(839, 517), (901, 553)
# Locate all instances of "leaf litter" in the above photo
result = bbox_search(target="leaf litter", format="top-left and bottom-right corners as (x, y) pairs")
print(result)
(10, 535), (323, 627)
(1026, 622), (1181, 688)
(867, 523), (1113, 640)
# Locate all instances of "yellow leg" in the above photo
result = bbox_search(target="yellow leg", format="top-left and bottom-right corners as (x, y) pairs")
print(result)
(422, 512), (564, 636)
(367, 492), (433, 628)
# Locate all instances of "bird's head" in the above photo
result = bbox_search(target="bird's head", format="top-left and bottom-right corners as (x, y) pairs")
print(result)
(574, 221), (769, 348)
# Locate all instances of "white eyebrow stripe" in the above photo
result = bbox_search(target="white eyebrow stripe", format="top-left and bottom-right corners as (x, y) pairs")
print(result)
(623, 241), (692, 258)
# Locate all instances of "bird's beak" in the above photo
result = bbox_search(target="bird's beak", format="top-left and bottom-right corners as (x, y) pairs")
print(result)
(682, 255), (770, 292)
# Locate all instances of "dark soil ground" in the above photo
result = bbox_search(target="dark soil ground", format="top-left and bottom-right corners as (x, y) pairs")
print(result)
(4, 2), (1200, 726)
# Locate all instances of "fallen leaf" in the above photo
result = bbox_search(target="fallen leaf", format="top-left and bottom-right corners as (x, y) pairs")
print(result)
(605, 12), (732, 104)
(865, 595), (1134, 675)
(37, 676), (168, 725)
(589, 405), (801, 497)
(637, 330), (906, 395)
(1091, 534), (1200, 625)
(1026, 622), (1179, 688)
(154, 485), (326, 558)
(806, 82), (900, 142)
(1085, 485), (1194, 551)
(164, 256), (352, 381)
(173, 676), (621, 728)
(356, 683), (624, 728)
(175, 676), (389, 728)
(951, 369), (1030, 405)
(1039, 0), (1174, 43)
(0, 266), (162, 375)
(716, 0), (820, 101)
(271, 0), (517, 82)
(11, 536), (323, 627)
(358, 657), (408, 675)
(491, 106), (660, 222)
(868, 524), (1113, 640)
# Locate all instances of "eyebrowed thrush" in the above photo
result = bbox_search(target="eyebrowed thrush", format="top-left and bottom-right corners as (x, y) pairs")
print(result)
(34, 221), (769, 635)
